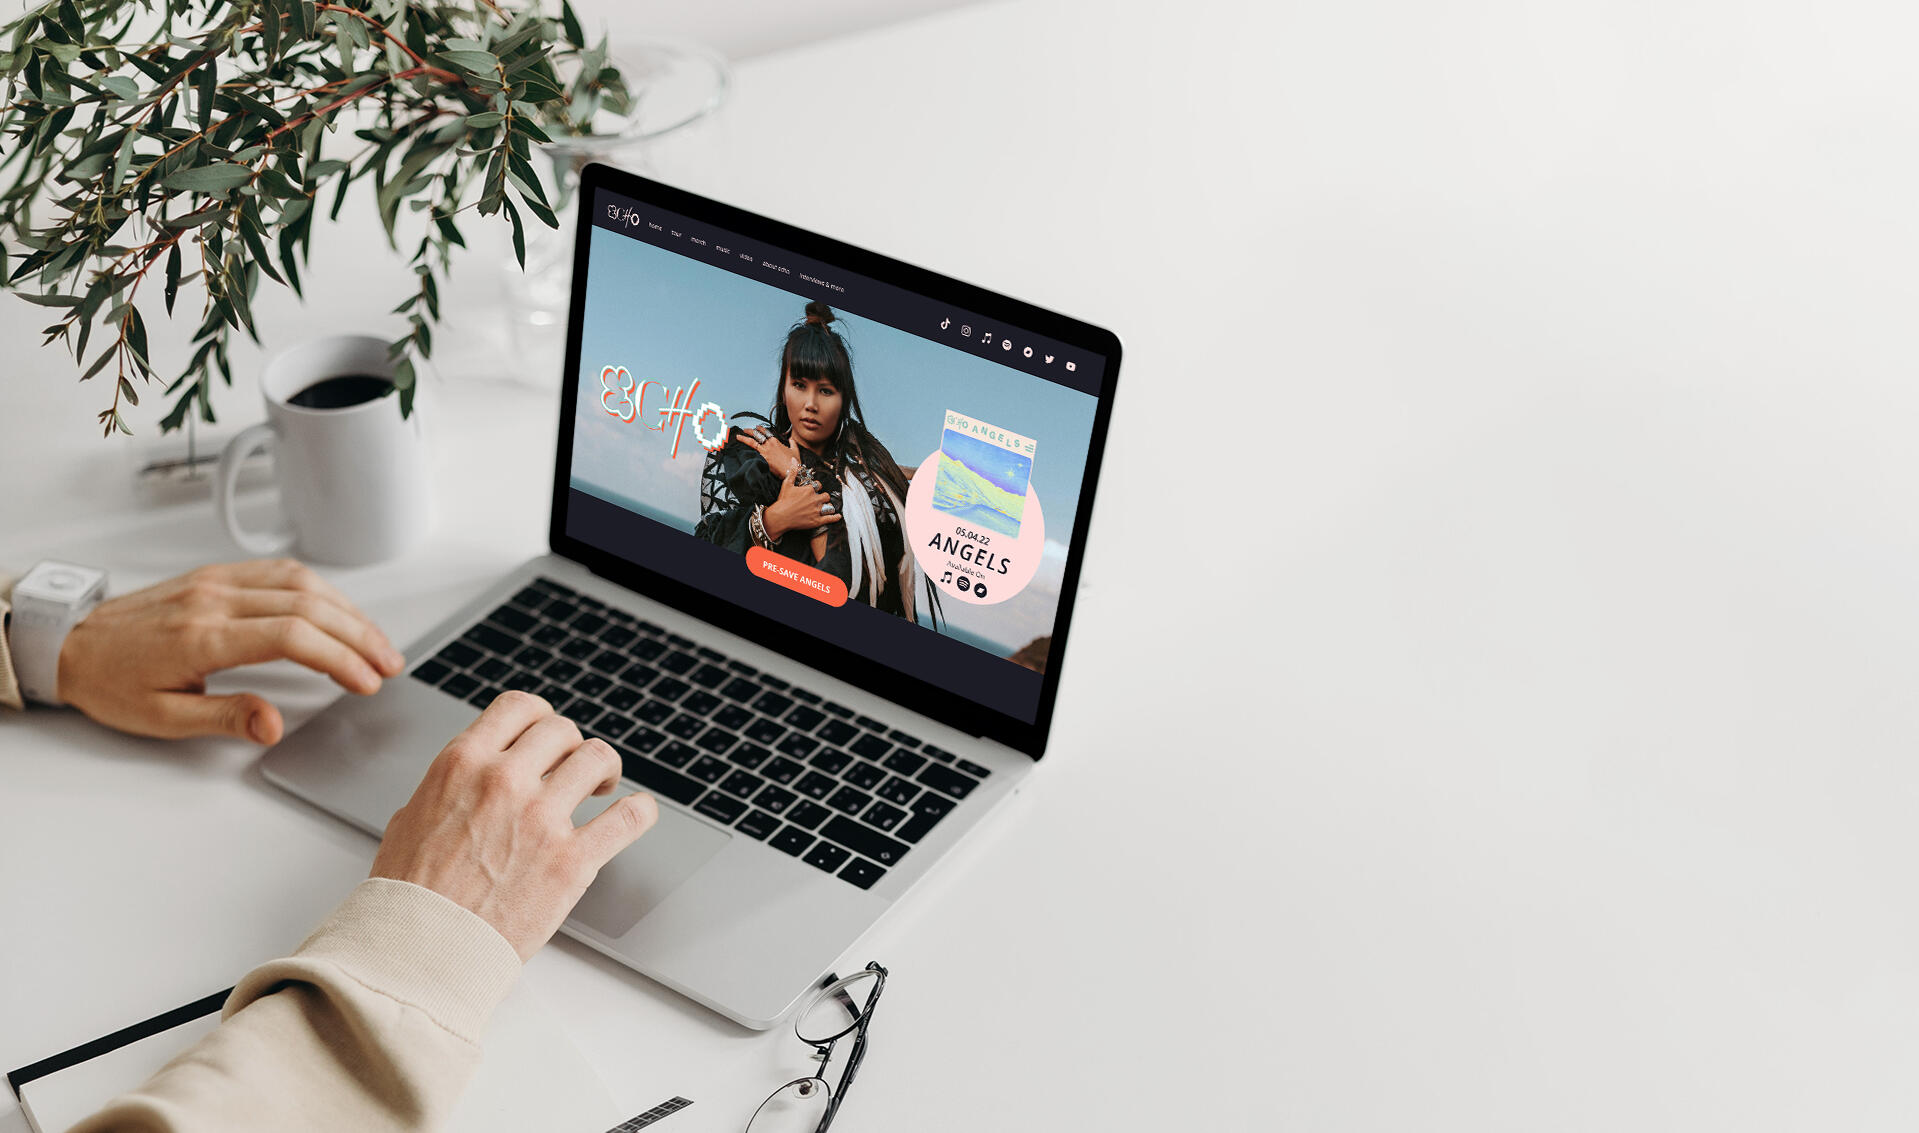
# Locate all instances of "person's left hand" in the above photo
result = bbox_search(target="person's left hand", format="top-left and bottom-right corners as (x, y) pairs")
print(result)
(55, 558), (406, 743)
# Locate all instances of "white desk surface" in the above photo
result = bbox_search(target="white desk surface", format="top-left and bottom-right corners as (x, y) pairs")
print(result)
(6, 1), (1919, 1128)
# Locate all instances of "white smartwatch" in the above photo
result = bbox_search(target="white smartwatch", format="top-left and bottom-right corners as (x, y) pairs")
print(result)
(9, 560), (108, 706)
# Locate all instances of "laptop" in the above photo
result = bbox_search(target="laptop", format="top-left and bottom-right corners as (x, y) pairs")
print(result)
(262, 162), (1122, 1029)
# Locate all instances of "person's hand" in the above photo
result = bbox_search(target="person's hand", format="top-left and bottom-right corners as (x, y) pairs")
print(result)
(370, 692), (660, 960)
(738, 425), (801, 481)
(55, 558), (406, 744)
(762, 464), (842, 542)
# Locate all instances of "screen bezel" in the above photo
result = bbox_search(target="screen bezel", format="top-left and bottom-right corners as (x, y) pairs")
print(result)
(549, 163), (1123, 759)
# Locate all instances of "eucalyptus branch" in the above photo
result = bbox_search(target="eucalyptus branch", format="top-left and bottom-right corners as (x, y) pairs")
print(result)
(0, 0), (630, 436)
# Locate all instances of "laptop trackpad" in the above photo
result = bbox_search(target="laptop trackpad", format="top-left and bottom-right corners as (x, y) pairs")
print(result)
(567, 795), (730, 939)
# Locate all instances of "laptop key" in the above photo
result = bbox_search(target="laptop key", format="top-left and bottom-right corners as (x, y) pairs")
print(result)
(838, 858), (885, 890)
(488, 606), (535, 634)
(596, 713), (636, 741)
(627, 726), (665, 753)
(442, 673), (480, 699)
(619, 754), (705, 806)
(695, 792), (747, 825)
(854, 714), (887, 732)
(660, 651), (698, 675)
(412, 659), (451, 686)
(826, 786), (871, 816)
(896, 792), (955, 844)
(696, 727), (738, 755)
(719, 770), (763, 799)
(745, 718), (786, 746)
(808, 747), (851, 775)
(821, 701), (853, 719)
(538, 685), (575, 713)
(877, 776), (919, 806)
(789, 687), (822, 705)
(956, 759), (993, 779)
(762, 756), (804, 784)
(785, 705), (826, 732)
(666, 633), (696, 650)
(795, 771), (837, 800)
(688, 756), (729, 783)
(571, 612), (607, 636)
(681, 690), (722, 717)
(531, 623), (569, 647)
(802, 842), (850, 874)
(467, 684), (500, 708)
(604, 686), (642, 712)
(541, 597), (576, 620)
(568, 703), (602, 730)
(629, 638), (667, 662)
(619, 663), (659, 689)
(666, 714), (706, 740)
(575, 672), (612, 698)
(776, 734), (820, 760)
(542, 658), (583, 682)
(753, 784), (797, 814)
(862, 801), (907, 832)
(917, 763), (978, 801)
(844, 761), (887, 791)
(713, 704), (754, 732)
(770, 827), (814, 857)
(728, 742), (772, 770)
(882, 749), (926, 776)
(850, 735), (891, 761)
(513, 644), (553, 669)
(821, 816), (908, 866)
(690, 664), (728, 690)
(817, 720), (859, 747)
(725, 658), (758, 675)
(650, 676), (691, 702)
(436, 641), (482, 669)
(752, 691), (794, 717)
(508, 584), (546, 609)
(560, 637), (599, 660)
(635, 700), (674, 726)
(788, 801), (831, 830)
(657, 741), (699, 769)
(465, 624), (517, 655)
(737, 809), (781, 840)
(922, 745), (957, 764)
(758, 674), (791, 692)
(597, 624), (638, 649)
(720, 677), (760, 703)
(887, 730), (921, 749)
(589, 649), (627, 674)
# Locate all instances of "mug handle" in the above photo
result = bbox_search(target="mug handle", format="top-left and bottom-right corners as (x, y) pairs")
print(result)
(216, 422), (296, 556)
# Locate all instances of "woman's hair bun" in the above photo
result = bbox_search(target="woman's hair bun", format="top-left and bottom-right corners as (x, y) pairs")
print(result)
(804, 300), (836, 327)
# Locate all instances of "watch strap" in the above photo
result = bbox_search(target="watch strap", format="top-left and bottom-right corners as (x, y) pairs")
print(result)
(0, 574), (22, 711)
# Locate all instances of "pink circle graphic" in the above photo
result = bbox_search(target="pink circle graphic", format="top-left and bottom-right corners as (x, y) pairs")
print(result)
(904, 452), (1045, 606)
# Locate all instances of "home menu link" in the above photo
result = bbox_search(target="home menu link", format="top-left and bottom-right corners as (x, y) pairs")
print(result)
(594, 195), (1100, 395)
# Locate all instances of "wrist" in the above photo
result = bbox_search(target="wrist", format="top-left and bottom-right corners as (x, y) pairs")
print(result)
(759, 504), (787, 543)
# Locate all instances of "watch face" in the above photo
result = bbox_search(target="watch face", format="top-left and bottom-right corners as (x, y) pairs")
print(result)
(19, 561), (107, 604)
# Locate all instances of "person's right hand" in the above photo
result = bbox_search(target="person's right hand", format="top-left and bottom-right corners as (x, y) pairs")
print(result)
(738, 426), (802, 481)
(370, 691), (660, 961)
(762, 464), (842, 541)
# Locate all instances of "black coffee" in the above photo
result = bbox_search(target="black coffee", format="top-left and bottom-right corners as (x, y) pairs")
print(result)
(287, 373), (395, 410)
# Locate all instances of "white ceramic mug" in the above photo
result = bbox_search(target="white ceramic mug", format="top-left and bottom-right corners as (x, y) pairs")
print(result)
(215, 335), (429, 566)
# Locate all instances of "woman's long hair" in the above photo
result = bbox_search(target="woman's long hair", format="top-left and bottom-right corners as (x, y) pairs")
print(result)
(770, 301), (913, 504)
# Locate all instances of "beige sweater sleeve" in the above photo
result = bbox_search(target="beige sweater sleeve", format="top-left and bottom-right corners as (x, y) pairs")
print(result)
(66, 878), (522, 1133)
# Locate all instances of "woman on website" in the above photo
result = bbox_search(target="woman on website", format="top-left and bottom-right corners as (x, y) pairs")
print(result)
(695, 302), (939, 625)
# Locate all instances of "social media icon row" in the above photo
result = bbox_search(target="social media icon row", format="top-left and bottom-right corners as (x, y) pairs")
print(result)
(943, 316), (1073, 371)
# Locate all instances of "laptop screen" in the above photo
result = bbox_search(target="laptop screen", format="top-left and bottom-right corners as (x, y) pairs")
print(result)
(552, 168), (1119, 755)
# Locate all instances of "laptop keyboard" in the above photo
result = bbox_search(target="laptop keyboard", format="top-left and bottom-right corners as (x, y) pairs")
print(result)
(407, 576), (992, 891)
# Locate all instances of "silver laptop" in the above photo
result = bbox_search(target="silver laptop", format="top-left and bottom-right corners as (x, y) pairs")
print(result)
(262, 163), (1122, 1028)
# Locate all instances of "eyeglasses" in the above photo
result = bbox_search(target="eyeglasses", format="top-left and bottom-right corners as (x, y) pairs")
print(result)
(744, 961), (888, 1133)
